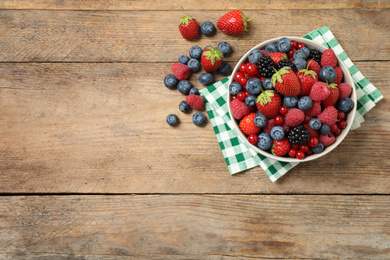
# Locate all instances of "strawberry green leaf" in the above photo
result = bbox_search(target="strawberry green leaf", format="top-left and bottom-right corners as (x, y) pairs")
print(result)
(271, 68), (289, 86)
(203, 47), (223, 65)
(328, 83), (338, 89)
(301, 69), (317, 79)
(256, 90), (274, 106)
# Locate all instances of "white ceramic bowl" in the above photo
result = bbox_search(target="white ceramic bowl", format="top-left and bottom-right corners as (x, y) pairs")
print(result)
(227, 36), (357, 162)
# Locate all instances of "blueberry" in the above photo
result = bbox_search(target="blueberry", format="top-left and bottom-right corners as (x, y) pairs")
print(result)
(320, 66), (337, 83)
(217, 61), (231, 76)
(187, 58), (201, 72)
(270, 126), (285, 141)
(189, 87), (199, 95)
(166, 114), (179, 126)
(164, 74), (178, 89)
(262, 78), (274, 90)
(277, 37), (292, 53)
(229, 82), (242, 95)
(199, 73), (213, 85)
(179, 101), (190, 113)
(298, 96), (313, 111)
(192, 112), (206, 126)
(320, 124), (330, 135)
(177, 80), (192, 95)
(248, 49), (263, 64)
(309, 118), (322, 131)
(312, 142), (325, 154)
(246, 78), (262, 95)
(265, 42), (278, 54)
(257, 132), (272, 150)
(218, 42), (232, 56)
(284, 96), (298, 108)
(189, 45), (203, 60)
(178, 55), (190, 64)
(294, 58), (307, 70)
(245, 95), (257, 107)
(200, 21), (215, 36)
(300, 47), (310, 59)
(203, 45), (213, 51)
(338, 98), (354, 113)
(293, 49), (307, 60)
(254, 113), (267, 128)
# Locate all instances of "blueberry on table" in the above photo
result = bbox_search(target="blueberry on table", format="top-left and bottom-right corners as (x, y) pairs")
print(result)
(192, 112), (206, 126)
(166, 114), (179, 126)
(200, 21), (215, 35)
(203, 45), (213, 51)
(164, 74), (178, 89)
(217, 61), (231, 76)
(199, 73), (213, 85)
(217, 41), (232, 55)
(187, 58), (201, 72)
(189, 87), (199, 95)
(178, 55), (190, 64)
(179, 101), (190, 113)
(177, 80), (193, 95)
(189, 45), (203, 60)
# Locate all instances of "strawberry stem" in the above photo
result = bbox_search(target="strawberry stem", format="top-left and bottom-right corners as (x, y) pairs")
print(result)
(246, 15), (256, 22)
(181, 6), (185, 16)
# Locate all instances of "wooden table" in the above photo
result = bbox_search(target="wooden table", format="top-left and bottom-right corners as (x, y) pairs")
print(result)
(0, 1), (389, 259)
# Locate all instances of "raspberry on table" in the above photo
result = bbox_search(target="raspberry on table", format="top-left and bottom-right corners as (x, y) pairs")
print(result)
(186, 94), (204, 110)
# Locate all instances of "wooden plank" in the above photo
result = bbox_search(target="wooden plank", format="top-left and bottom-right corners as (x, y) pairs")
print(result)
(0, 62), (388, 194)
(0, 9), (389, 62)
(0, 195), (389, 259)
(0, 0), (388, 10)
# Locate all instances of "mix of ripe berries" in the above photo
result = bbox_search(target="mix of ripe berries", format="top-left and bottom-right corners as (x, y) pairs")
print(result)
(229, 37), (354, 159)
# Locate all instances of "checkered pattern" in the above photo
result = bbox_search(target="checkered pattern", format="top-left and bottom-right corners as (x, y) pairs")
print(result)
(199, 26), (383, 182)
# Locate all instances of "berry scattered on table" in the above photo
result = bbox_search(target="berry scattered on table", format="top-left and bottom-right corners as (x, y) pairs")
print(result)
(189, 87), (199, 95)
(200, 21), (215, 35)
(179, 101), (190, 113)
(218, 41), (232, 55)
(178, 8), (199, 40)
(201, 47), (224, 73)
(171, 63), (190, 80)
(179, 55), (190, 64)
(186, 94), (204, 110)
(199, 73), (213, 85)
(187, 58), (201, 72)
(164, 74), (179, 89)
(167, 114), (179, 126)
(217, 10), (255, 35)
(177, 80), (193, 95)
(192, 112), (206, 126)
(217, 61), (231, 76)
(189, 45), (203, 60)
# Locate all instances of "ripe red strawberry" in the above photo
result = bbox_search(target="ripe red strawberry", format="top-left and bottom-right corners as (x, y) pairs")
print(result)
(272, 138), (291, 156)
(272, 68), (301, 96)
(186, 94), (204, 110)
(217, 10), (255, 35)
(239, 113), (261, 135)
(268, 52), (287, 65)
(201, 47), (224, 73)
(318, 106), (338, 126)
(322, 83), (340, 108)
(307, 59), (321, 77)
(230, 99), (249, 120)
(171, 63), (190, 80)
(297, 68), (318, 96)
(333, 66), (343, 85)
(255, 90), (281, 119)
(178, 8), (199, 40)
(321, 49), (338, 68)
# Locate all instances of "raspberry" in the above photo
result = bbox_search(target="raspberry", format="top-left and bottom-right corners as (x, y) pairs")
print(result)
(186, 94), (204, 110)
(304, 101), (321, 117)
(285, 108), (305, 127)
(171, 63), (190, 80)
(310, 82), (330, 101)
(307, 59), (321, 77)
(230, 99), (249, 120)
(338, 83), (352, 100)
(239, 113), (261, 135)
(263, 118), (275, 134)
(317, 106), (338, 126)
(320, 133), (336, 147)
(321, 49), (338, 68)
(333, 66), (343, 85)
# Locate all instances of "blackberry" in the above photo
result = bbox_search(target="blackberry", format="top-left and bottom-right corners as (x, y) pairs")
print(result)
(277, 59), (297, 73)
(288, 125), (310, 145)
(310, 49), (322, 64)
(258, 56), (276, 78)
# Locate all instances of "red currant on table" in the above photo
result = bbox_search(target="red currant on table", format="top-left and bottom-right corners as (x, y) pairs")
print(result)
(234, 71), (245, 83)
(297, 42), (306, 49)
(330, 124), (338, 133)
(280, 106), (288, 115)
(289, 149), (296, 157)
(308, 136), (319, 147)
(338, 120), (347, 129)
(274, 115), (285, 126)
(239, 64), (247, 73)
(287, 47), (297, 59)
(291, 40), (298, 49)
(246, 63), (259, 76)
(248, 134), (258, 145)
(299, 144), (309, 153)
(338, 111), (345, 120)
(335, 128), (342, 136)
(296, 150), (305, 159)
(237, 91), (246, 101)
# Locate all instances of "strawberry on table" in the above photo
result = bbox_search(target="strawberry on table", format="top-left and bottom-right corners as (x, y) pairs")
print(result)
(179, 8), (199, 40)
(271, 67), (301, 96)
(217, 10), (255, 35)
(255, 90), (282, 119)
(201, 47), (224, 73)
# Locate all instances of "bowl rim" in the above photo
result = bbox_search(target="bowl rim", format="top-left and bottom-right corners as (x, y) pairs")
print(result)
(227, 36), (357, 163)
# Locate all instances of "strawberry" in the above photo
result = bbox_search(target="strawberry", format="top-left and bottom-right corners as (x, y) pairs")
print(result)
(297, 67), (318, 96)
(178, 8), (199, 40)
(333, 66), (343, 85)
(321, 83), (339, 108)
(307, 59), (321, 77)
(217, 10), (255, 35)
(239, 113), (261, 135)
(271, 68), (301, 96)
(272, 138), (291, 156)
(255, 90), (281, 119)
(268, 52), (287, 65)
(201, 47), (223, 73)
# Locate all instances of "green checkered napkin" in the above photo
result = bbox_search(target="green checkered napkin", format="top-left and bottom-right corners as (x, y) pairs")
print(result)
(199, 26), (383, 182)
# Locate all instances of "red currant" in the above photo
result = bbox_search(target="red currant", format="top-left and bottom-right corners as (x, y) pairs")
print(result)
(306, 148), (313, 156)
(280, 106), (288, 115)
(237, 91), (246, 101)
(338, 111), (345, 120)
(297, 42), (306, 49)
(330, 124), (338, 133)
(292, 144), (299, 150)
(248, 134), (258, 145)
(249, 106), (257, 112)
(296, 150), (305, 160)
(239, 64), (247, 73)
(239, 76), (248, 86)
(287, 47), (297, 59)
(308, 136), (319, 147)
(246, 63), (259, 76)
(234, 71), (245, 83)
(274, 115), (285, 126)
(289, 149), (296, 157)
(299, 144), (309, 153)
(304, 115), (311, 123)
(337, 120), (347, 129)
(290, 40), (298, 49)
(335, 128), (342, 136)
(244, 90), (250, 97)
(231, 95), (237, 101)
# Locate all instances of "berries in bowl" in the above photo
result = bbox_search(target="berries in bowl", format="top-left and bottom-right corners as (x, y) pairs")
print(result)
(227, 37), (357, 162)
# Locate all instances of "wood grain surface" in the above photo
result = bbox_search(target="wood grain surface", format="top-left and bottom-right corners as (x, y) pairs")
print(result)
(0, 195), (389, 259)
